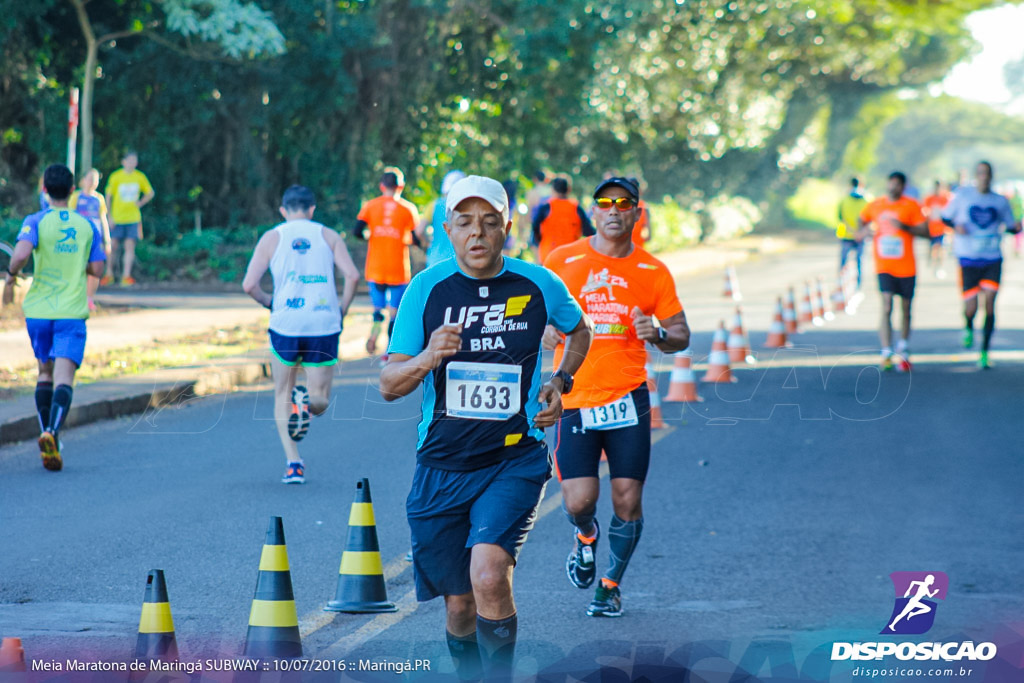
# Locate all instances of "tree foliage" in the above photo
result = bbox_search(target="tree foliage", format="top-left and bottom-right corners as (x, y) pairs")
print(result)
(0, 0), (1007, 238)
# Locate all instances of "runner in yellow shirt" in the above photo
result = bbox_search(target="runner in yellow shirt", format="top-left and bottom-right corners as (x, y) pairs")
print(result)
(104, 150), (154, 286)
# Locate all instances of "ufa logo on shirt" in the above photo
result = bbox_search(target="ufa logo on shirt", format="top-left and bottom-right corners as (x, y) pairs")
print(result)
(443, 295), (531, 330)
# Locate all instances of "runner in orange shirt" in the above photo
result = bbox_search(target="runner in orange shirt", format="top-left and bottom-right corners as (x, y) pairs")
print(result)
(922, 181), (951, 278)
(857, 171), (929, 371)
(355, 168), (420, 357)
(543, 176), (690, 618)
(532, 176), (593, 263)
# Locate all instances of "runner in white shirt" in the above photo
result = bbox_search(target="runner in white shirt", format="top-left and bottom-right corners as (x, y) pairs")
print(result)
(243, 185), (360, 483)
(942, 161), (1022, 369)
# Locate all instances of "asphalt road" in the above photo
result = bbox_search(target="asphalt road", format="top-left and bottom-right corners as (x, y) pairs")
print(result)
(1, 241), (1022, 682)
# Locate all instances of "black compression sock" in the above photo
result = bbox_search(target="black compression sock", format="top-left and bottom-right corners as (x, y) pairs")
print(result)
(35, 381), (53, 432)
(47, 384), (73, 437)
(983, 313), (995, 351)
(476, 613), (517, 682)
(446, 630), (482, 681)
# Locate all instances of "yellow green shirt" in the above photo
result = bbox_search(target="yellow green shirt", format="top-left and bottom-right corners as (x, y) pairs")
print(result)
(837, 194), (868, 240)
(105, 169), (153, 225)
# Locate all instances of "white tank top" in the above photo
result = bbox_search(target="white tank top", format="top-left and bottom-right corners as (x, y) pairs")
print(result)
(269, 220), (341, 336)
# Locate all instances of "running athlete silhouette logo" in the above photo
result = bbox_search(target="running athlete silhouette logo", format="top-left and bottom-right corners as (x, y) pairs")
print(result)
(881, 571), (948, 635)
(58, 227), (77, 243)
(581, 268), (627, 301)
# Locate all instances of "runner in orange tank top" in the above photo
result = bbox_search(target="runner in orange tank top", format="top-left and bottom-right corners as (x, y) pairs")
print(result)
(532, 175), (593, 263)
(543, 176), (690, 618)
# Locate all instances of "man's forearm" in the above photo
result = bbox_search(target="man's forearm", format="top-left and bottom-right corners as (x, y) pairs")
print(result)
(380, 352), (436, 401)
(556, 326), (593, 376)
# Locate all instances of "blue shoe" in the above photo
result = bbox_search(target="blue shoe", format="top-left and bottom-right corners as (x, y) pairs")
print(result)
(281, 462), (305, 484)
(566, 520), (599, 589)
(288, 385), (310, 442)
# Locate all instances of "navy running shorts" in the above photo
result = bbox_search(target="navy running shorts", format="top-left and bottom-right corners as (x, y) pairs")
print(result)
(368, 282), (408, 311)
(269, 330), (340, 367)
(877, 273), (915, 299)
(26, 318), (87, 366)
(406, 445), (552, 601)
(960, 260), (1001, 299)
(554, 383), (652, 482)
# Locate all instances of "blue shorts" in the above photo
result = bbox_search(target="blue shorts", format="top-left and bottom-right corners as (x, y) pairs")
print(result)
(406, 446), (552, 601)
(554, 383), (652, 482)
(268, 330), (339, 367)
(26, 319), (87, 366)
(110, 223), (140, 241)
(368, 282), (408, 311)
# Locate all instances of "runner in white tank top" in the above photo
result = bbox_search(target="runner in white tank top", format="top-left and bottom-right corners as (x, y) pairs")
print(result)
(243, 185), (360, 484)
(269, 219), (341, 337)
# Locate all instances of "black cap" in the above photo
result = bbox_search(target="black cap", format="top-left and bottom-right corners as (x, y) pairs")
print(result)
(593, 177), (640, 201)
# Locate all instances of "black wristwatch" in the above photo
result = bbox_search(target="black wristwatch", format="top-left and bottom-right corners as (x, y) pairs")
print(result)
(550, 370), (574, 395)
(656, 326), (668, 343)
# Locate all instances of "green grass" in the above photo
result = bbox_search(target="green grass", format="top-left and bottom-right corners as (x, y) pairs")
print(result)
(0, 323), (267, 398)
(786, 178), (843, 232)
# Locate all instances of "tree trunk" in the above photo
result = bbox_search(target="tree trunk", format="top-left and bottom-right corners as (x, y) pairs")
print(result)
(70, 0), (97, 175)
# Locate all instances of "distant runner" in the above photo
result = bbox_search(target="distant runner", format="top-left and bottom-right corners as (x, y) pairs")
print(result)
(942, 161), (1021, 369)
(857, 172), (928, 371)
(837, 177), (868, 289)
(532, 175), (594, 264)
(355, 168), (419, 358)
(922, 181), (950, 278)
(69, 168), (111, 311)
(243, 185), (360, 483)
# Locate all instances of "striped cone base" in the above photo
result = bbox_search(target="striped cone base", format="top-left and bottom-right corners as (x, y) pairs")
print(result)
(135, 569), (178, 661)
(244, 516), (302, 659)
(326, 479), (397, 613)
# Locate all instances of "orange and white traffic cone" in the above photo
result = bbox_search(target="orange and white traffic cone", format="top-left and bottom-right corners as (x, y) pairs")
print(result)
(702, 322), (734, 383)
(817, 276), (834, 321)
(810, 280), (825, 325)
(722, 265), (742, 302)
(799, 283), (814, 326)
(784, 287), (799, 335)
(727, 307), (753, 364)
(663, 348), (702, 402)
(645, 348), (666, 428)
(764, 297), (789, 348)
(831, 275), (847, 314)
(0, 638), (27, 672)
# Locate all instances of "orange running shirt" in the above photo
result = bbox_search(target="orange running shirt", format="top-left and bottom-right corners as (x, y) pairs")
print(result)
(632, 201), (648, 248)
(538, 198), (584, 263)
(358, 195), (419, 285)
(860, 196), (925, 278)
(922, 193), (949, 238)
(545, 238), (683, 409)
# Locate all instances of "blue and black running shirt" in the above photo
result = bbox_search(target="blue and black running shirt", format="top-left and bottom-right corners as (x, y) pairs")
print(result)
(388, 257), (583, 470)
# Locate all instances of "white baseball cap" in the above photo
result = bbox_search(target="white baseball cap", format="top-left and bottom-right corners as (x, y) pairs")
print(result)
(445, 175), (510, 225)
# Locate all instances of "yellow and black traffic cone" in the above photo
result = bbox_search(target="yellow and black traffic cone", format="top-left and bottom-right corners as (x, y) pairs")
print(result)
(0, 637), (27, 672)
(243, 516), (302, 659)
(134, 569), (178, 661)
(325, 479), (397, 613)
